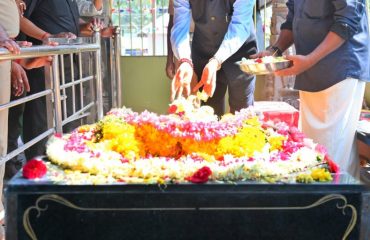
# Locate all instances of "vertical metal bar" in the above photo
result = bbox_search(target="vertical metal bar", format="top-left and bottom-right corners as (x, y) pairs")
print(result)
(129, 0), (133, 55)
(162, 0), (165, 55)
(52, 55), (63, 133)
(94, 31), (104, 119)
(115, 26), (122, 107)
(70, 54), (76, 114)
(152, 0), (156, 55)
(60, 55), (67, 119)
(110, 36), (117, 108)
(44, 59), (54, 130)
(264, 0), (267, 49)
(118, 0), (122, 27)
(140, 0), (144, 56)
(78, 52), (84, 109)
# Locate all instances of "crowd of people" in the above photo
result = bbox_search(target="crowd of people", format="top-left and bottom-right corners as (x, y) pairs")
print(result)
(0, 0), (111, 238)
(1, 0), (369, 239)
(168, 0), (369, 178)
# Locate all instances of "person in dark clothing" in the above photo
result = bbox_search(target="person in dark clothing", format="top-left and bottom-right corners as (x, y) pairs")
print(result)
(170, 0), (257, 117)
(6, 0), (97, 178)
(253, 0), (369, 178)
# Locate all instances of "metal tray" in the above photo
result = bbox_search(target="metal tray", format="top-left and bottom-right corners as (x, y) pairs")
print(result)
(236, 58), (293, 75)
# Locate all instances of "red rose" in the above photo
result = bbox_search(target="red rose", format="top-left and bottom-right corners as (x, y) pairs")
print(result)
(255, 58), (263, 63)
(186, 166), (212, 183)
(54, 132), (63, 138)
(168, 104), (177, 114)
(23, 159), (47, 179)
(325, 155), (340, 173)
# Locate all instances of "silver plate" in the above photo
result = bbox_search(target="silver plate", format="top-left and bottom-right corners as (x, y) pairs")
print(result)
(236, 59), (293, 75)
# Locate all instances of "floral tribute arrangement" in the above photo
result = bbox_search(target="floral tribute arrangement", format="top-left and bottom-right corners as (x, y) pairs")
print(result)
(44, 97), (339, 185)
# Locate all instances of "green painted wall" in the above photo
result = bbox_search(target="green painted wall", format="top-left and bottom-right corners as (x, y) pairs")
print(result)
(121, 56), (171, 114)
(121, 56), (370, 113)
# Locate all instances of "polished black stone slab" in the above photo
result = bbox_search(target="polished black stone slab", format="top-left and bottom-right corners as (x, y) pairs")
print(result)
(5, 173), (370, 240)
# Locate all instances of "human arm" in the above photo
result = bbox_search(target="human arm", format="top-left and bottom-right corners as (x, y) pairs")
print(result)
(213, 0), (256, 64)
(170, 0), (192, 101)
(20, 17), (75, 42)
(276, 0), (365, 76)
(0, 24), (20, 54)
(166, 1), (176, 79)
(11, 61), (30, 96)
(170, 0), (191, 61)
(251, 0), (294, 58)
(193, 0), (255, 97)
(76, 0), (103, 17)
(79, 18), (113, 37)
(15, 0), (26, 17)
(275, 32), (344, 76)
(19, 17), (50, 41)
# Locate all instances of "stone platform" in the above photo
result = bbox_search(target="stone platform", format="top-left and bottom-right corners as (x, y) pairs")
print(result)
(5, 173), (370, 240)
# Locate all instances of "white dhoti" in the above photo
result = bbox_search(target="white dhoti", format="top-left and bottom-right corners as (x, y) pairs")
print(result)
(299, 78), (366, 179)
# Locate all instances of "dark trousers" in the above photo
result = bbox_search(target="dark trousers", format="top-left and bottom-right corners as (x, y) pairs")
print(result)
(22, 67), (48, 159)
(6, 93), (26, 180)
(193, 56), (255, 117)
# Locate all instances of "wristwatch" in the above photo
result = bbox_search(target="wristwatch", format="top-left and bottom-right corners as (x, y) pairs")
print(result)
(266, 45), (283, 56)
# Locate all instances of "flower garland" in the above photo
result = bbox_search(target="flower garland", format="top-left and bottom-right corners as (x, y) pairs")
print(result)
(45, 102), (339, 184)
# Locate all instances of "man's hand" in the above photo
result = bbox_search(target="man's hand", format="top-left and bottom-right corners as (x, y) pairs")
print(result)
(91, 18), (105, 31)
(193, 58), (219, 98)
(100, 26), (115, 38)
(41, 32), (74, 46)
(11, 61), (30, 97)
(52, 32), (77, 39)
(171, 61), (193, 101)
(15, 0), (26, 17)
(250, 50), (273, 59)
(16, 41), (32, 47)
(0, 37), (20, 54)
(275, 55), (315, 76)
(21, 56), (53, 69)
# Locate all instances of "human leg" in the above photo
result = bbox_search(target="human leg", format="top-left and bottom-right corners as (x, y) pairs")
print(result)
(23, 68), (48, 160)
(227, 73), (255, 113)
(5, 93), (25, 180)
(299, 78), (365, 178)
(0, 61), (11, 224)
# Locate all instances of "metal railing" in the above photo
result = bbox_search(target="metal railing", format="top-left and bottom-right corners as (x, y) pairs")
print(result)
(0, 32), (103, 165)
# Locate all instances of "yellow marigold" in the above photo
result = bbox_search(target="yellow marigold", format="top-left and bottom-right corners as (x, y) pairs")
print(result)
(194, 152), (216, 162)
(268, 135), (286, 151)
(216, 125), (266, 158)
(245, 116), (261, 127)
(78, 124), (95, 133)
(180, 138), (219, 157)
(98, 117), (143, 159)
(102, 118), (135, 140)
(311, 168), (333, 182)
(135, 124), (180, 157)
(109, 135), (142, 160)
